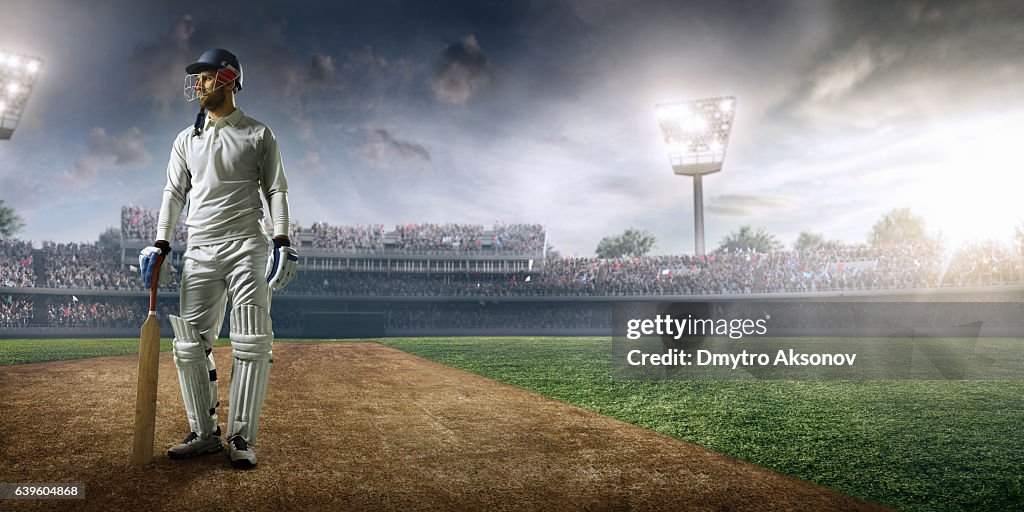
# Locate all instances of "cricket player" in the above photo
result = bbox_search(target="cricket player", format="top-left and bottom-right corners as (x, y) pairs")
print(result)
(139, 48), (298, 469)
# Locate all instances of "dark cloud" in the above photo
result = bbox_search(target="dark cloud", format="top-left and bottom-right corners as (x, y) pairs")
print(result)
(768, 0), (1024, 126)
(128, 14), (295, 118)
(308, 54), (335, 84)
(169, 12), (195, 49)
(809, 38), (901, 102)
(321, 45), (414, 105)
(128, 12), (427, 142)
(127, 15), (197, 117)
(59, 127), (151, 188)
(281, 45), (420, 138)
(430, 35), (491, 105)
(358, 128), (431, 169)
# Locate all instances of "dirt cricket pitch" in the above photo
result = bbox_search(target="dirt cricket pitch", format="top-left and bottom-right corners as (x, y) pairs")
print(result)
(0, 342), (890, 511)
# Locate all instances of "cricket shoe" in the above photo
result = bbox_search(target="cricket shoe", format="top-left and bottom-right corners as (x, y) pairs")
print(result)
(227, 435), (257, 469)
(167, 426), (223, 459)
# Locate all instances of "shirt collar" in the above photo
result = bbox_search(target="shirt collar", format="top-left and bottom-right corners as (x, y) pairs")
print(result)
(204, 107), (244, 130)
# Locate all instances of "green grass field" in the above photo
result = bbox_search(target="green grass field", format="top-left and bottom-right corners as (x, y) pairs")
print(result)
(0, 337), (233, 365)
(1, 336), (1022, 511)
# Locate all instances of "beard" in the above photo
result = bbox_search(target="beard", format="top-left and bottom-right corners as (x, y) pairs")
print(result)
(199, 86), (228, 111)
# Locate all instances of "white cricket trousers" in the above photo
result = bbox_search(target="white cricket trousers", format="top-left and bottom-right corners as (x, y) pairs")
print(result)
(179, 236), (270, 345)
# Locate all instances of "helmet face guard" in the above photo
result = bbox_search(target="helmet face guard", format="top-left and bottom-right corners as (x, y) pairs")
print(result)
(184, 66), (240, 102)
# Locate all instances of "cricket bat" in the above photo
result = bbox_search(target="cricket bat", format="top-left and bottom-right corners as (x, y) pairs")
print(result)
(132, 253), (165, 465)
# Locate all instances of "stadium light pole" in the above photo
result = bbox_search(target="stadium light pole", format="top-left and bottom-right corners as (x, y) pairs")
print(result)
(655, 96), (736, 257)
(0, 50), (44, 140)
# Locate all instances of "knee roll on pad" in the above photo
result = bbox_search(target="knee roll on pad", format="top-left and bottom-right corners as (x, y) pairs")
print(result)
(169, 315), (215, 437)
(170, 315), (206, 365)
(229, 304), (273, 361)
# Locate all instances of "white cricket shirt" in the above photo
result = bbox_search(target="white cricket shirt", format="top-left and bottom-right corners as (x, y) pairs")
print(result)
(157, 108), (290, 246)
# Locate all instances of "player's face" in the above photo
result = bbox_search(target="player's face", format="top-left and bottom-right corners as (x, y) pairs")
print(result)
(195, 70), (218, 97)
(197, 70), (229, 110)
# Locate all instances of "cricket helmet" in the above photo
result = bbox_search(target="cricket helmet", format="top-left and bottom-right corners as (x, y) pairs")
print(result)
(184, 48), (243, 101)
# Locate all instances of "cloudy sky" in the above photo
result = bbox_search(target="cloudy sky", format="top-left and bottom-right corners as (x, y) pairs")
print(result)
(1, 0), (1023, 255)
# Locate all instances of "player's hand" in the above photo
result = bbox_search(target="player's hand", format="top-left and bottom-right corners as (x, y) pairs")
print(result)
(266, 237), (299, 291)
(139, 240), (171, 289)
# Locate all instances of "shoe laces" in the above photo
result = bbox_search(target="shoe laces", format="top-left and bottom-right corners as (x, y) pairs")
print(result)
(230, 436), (249, 451)
(182, 427), (221, 444)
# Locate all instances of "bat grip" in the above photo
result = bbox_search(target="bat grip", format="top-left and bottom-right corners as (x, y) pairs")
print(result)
(149, 253), (164, 313)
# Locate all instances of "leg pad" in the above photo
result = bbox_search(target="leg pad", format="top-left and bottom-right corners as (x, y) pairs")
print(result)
(227, 305), (273, 444)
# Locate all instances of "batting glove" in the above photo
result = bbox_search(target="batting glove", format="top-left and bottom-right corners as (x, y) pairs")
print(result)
(266, 237), (299, 291)
(139, 240), (171, 289)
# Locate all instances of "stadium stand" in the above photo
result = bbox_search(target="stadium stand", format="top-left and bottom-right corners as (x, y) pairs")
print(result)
(1, 206), (1022, 335)
(0, 239), (36, 288)
(0, 295), (32, 327)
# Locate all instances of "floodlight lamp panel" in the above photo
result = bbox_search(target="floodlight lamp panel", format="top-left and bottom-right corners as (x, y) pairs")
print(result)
(687, 116), (707, 132)
(0, 49), (45, 141)
(656, 104), (687, 123)
(655, 95), (736, 176)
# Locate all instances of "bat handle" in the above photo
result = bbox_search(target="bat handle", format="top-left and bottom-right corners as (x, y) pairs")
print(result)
(149, 253), (164, 313)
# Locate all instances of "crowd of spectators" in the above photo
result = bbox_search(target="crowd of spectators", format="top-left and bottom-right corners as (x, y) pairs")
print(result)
(0, 295), (32, 327)
(43, 296), (145, 328)
(491, 223), (545, 254)
(942, 240), (1024, 286)
(1, 236), (1022, 331)
(392, 223), (484, 251)
(530, 253), (759, 296)
(0, 295), (166, 329)
(293, 222), (385, 250)
(121, 207), (545, 255)
(40, 241), (179, 291)
(388, 223), (544, 254)
(0, 239), (36, 287)
(284, 272), (515, 297)
(276, 241), (1019, 297)
(759, 243), (945, 292)
(1, 236), (1022, 300)
(121, 205), (188, 244)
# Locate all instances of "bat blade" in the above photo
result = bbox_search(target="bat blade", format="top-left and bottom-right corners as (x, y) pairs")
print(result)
(132, 313), (162, 464)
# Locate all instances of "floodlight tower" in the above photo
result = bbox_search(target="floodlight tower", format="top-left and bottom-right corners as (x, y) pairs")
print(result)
(0, 50), (44, 140)
(655, 96), (735, 257)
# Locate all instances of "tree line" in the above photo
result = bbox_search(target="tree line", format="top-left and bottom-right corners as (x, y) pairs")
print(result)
(591, 208), (984, 258)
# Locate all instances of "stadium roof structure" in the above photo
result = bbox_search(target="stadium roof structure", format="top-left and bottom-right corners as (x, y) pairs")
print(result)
(655, 96), (735, 176)
(0, 50), (44, 140)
